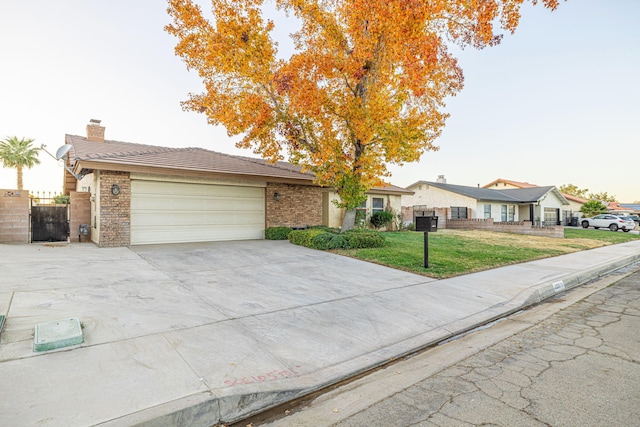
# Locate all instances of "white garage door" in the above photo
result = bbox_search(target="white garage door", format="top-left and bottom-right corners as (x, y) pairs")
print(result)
(130, 180), (265, 245)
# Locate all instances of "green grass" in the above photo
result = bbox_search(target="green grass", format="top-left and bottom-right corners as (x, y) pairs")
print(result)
(564, 227), (640, 244)
(334, 228), (639, 279)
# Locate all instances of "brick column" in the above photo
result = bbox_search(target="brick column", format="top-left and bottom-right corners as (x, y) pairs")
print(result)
(99, 171), (130, 247)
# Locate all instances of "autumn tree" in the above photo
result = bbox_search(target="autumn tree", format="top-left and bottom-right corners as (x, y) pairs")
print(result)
(0, 136), (40, 190)
(588, 191), (616, 203)
(559, 183), (589, 199)
(166, 0), (560, 230)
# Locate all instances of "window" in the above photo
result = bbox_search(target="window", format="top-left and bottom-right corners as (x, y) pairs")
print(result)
(372, 197), (384, 214)
(500, 205), (515, 221)
(484, 204), (491, 219)
(451, 206), (468, 219)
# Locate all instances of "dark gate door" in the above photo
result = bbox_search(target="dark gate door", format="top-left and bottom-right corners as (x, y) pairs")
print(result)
(31, 205), (69, 242)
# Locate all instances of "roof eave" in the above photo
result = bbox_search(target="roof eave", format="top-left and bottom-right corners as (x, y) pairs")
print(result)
(74, 159), (316, 185)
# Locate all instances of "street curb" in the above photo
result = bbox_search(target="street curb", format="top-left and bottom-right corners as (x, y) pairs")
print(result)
(522, 252), (640, 307)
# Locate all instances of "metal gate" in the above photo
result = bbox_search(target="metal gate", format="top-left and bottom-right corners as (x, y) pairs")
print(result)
(31, 196), (69, 242)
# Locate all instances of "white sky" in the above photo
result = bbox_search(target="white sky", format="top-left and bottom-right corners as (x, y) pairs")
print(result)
(1, 0), (638, 201)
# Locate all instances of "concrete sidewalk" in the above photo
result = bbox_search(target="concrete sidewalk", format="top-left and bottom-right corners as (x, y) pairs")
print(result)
(1, 239), (640, 426)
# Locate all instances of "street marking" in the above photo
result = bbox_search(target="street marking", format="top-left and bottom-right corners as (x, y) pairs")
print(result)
(553, 281), (565, 292)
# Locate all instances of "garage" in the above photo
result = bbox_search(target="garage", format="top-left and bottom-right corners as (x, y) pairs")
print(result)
(130, 180), (265, 245)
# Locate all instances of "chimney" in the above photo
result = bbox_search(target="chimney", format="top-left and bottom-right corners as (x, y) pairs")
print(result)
(436, 175), (446, 183)
(86, 119), (105, 142)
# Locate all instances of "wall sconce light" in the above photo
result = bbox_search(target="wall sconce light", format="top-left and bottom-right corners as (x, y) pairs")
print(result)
(111, 184), (121, 196)
(274, 191), (281, 201)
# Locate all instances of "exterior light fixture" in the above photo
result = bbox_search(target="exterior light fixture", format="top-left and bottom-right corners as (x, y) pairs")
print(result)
(111, 184), (121, 196)
(274, 191), (280, 201)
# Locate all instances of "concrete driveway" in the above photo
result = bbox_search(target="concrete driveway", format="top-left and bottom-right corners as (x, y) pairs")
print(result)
(2, 239), (640, 426)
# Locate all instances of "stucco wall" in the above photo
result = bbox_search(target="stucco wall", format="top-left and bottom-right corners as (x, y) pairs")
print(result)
(403, 184), (479, 217)
(323, 191), (403, 230)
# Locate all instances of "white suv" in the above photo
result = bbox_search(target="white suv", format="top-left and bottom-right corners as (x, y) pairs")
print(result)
(581, 214), (635, 232)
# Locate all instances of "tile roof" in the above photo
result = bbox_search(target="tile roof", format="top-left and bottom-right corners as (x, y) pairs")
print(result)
(482, 178), (537, 189)
(563, 193), (588, 204)
(65, 134), (315, 182)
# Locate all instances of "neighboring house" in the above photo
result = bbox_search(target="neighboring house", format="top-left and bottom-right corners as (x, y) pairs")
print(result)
(619, 203), (640, 214)
(403, 180), (569, 226)
(62, 121), (407, 247)
(607, 202), (634, 216)
(483, 178), (537, 190)
(483, 178), (585, 224)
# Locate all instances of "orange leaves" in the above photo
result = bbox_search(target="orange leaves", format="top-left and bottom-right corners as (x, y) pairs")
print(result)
(166, 0), (559, 210)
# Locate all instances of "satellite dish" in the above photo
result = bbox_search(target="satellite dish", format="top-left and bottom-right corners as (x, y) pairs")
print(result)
(55, 144), (73, 160)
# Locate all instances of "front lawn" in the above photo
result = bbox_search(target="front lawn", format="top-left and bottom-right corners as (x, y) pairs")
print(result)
(334, 228), (639, 279)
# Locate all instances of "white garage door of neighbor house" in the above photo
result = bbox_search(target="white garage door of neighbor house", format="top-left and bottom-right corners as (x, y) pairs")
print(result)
(130, 180), (265, 245)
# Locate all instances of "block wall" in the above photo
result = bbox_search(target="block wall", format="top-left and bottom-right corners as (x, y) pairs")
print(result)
(447, 218), (564, 238)
(0, 189), (30, 244)
(69, 191), (92, 243)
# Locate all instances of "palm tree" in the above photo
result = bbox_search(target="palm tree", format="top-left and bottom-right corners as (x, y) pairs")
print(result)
(0, 136), (41, 190)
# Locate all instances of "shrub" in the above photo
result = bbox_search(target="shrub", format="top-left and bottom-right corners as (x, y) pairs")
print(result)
(307, 225), (340, 233)
(370, 211), (394, 229)
(310, 232), (335, 249)
(406, 222), (416, 231)
(327, 234), (349, 249)
(54, 194), (70, 204)
(289, 229), (326, 247)
(344, 230), (385, 248)
(265, 226), (293, 240)
(288, 228), (385, 250)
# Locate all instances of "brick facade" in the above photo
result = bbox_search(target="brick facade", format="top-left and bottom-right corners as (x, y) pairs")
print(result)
(98, 171), (131, 247)
(265, 182), (323, 228)
(447, 218), (564, 238)
(0, 189), (30, 244)
(69, 191), (91, 243)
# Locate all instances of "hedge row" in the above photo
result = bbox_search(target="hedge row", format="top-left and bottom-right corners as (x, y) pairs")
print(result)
(264, 226), (293, 240)
(288, 228), (385, 250)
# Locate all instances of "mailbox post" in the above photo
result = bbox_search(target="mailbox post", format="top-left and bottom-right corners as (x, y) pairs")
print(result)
(415, 216), (438, 268)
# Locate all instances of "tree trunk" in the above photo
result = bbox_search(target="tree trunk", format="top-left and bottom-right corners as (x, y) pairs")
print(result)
(17, 166), (23, 190)
(341, 208), (357, 232)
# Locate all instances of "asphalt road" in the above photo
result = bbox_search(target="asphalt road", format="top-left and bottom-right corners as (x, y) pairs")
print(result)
(245, 264), (640, 427)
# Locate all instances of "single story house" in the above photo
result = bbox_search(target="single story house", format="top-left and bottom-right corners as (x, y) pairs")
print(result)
(618, 203), (640, 214)
(403, 179), (569, 225)
(483, 178), (586, 224)
(62, 121), (409, 247)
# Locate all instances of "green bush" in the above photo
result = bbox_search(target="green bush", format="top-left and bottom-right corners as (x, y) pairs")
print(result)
(307, 225), (340, 233)
(343, 230), (385, 248)
(406, 222), (416, 231)
(370, 211), (394, 229)
(327, 234), (349, 249)
(289, 229), (326, 247)
(289, 228), (385, 250)
(310, 232), (335, 249)
(265, 226), (293, 240)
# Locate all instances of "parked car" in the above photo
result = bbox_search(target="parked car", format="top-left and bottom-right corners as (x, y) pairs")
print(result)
(626, 214), (640, 225)
(581, 214), (635, 232)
